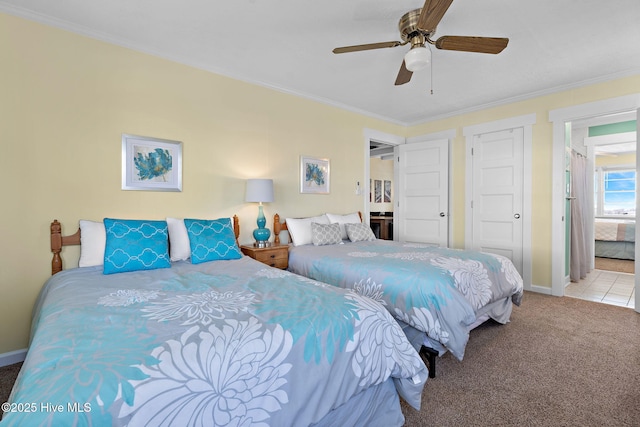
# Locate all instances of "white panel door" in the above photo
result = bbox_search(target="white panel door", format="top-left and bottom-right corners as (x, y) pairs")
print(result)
(472, 128), (524, 274)
(396, 139), (449, 245)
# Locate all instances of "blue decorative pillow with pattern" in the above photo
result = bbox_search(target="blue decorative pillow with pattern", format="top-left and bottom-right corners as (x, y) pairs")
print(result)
(103, 219), (170, 275)
(184, 218), (242, 264)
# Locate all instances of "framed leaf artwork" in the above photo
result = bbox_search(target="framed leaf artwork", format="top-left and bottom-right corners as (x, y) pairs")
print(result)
(121, 134), (182, 192)
(300, 156), (330, 194)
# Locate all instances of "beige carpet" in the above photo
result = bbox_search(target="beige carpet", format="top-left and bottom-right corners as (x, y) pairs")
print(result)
(595, 257), (635, 274)
(402, 291), (640, 426)
(0, 362), (21, 418)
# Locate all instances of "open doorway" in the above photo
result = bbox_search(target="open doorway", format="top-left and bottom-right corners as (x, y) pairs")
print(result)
(362, 128), (404, 238)
(550, 94), (640, 314)
(369, 141), (395, 240)
(564, 111), (637, 309)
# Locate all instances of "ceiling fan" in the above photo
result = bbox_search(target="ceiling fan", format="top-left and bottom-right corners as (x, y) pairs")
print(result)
(333, 0), (509, 85)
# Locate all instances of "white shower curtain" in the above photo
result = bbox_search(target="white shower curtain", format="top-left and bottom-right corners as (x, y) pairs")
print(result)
(570, 151), (592, 281)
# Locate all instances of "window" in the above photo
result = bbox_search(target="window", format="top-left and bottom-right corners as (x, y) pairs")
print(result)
(594, 167), (636, 217)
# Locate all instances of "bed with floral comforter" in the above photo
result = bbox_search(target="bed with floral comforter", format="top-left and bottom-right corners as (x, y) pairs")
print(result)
(287, 240), (524, 361)
(1, 257), (427, 427)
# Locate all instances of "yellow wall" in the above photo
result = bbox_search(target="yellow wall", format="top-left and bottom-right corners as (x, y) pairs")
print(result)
(596, 153), (636, 167)
(2, 12), (640, 355)
(0, 14), (404, 354)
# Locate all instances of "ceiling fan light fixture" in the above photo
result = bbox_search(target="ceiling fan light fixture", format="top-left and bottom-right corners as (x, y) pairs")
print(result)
(404, 45), (431, 72)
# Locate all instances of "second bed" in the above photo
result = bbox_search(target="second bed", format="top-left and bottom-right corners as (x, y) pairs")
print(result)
(274, 213), (524, 371)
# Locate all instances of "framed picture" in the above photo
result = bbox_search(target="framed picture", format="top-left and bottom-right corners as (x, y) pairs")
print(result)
(374, 180), (382, 203)
(384, 180), (392, 203)
(300, 156), (330, 194)
(122, 134), (182, 192)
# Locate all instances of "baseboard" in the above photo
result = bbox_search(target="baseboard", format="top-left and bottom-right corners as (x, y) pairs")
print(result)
(0, 349), (27, 367)
(529, 284), (553, 295)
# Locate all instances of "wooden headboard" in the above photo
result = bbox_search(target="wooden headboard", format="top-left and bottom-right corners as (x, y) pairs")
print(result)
(50, 220), (81, 275)
(272, 212), (363, 245)
(50, 216), (241, 275)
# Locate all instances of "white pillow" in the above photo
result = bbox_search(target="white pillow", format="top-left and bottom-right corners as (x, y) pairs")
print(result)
(79, 220), (106, 267)
(326, 212), (362, 240)
(286, 215), (330, 246)
(166, 217), (191, 261)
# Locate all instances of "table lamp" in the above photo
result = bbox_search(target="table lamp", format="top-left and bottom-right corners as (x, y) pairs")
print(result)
(245, 179), (274, 247)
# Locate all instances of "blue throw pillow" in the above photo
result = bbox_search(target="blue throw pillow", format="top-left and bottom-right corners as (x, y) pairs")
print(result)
(184, 218), (242, 264)
(103, 219), (170, 274)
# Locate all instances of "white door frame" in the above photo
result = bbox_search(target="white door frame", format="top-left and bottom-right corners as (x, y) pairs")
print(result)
(549, 94), (640, 312)
(463, 114), (535, 291)
(363, 128), (405, 223)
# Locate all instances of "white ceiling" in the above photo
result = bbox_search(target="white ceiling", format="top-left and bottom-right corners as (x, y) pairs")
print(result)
(594, 142), (635, 156)
(3, 0), (640, 125)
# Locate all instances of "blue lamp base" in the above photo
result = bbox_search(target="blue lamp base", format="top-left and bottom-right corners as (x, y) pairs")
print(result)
(253, 204), (271, 247)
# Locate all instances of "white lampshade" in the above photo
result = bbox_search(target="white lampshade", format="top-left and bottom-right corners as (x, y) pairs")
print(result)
(404, 46), (431, 72)
(245, 179), (274, 203)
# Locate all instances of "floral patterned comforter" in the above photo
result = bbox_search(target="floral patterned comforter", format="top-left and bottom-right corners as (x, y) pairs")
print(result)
(2, 257), (427, 427)
(288, 240), (524, 360)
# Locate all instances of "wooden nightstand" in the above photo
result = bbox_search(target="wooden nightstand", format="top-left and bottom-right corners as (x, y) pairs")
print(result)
(241, 244), (289, 269)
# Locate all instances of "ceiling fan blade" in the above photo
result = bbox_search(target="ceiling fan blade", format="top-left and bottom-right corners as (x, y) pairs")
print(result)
(394, 60), (413, 86)
(333, 41), (403, 54)
(435, 36), (509, 54)
(417, 0), (454, 32)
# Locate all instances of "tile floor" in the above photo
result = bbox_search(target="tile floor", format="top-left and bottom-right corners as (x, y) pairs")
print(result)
(565, 269), (635, 309)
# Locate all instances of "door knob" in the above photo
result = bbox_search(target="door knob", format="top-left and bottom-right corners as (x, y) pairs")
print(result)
(439, 212), (446, 217)
(514, 213), (521, 219)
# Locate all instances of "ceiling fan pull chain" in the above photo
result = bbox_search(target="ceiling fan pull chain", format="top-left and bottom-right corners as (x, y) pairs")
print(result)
(430, 51), (434, 95)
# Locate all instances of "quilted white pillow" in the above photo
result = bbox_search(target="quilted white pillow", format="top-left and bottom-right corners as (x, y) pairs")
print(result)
(166, 217), (191, 261)
(345, 222), (377, 242)
(326, 212), (362, 240)
(286, 214), (330, 246)
(79, 220), (106, 267)
(311, 222), (343, 246)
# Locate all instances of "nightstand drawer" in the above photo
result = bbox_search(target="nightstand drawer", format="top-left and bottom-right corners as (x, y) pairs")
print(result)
(260, 257), (288, 269)
(253, 249), (288, 264)
(240, 245), (289, 269)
